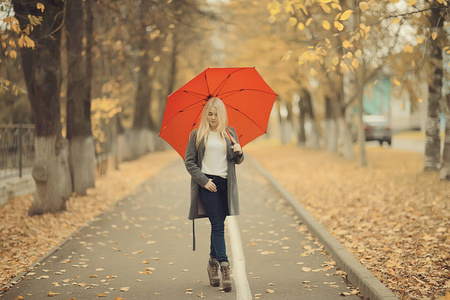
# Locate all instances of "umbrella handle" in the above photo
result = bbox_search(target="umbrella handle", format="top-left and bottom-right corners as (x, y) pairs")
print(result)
(226, 128), (236, 145)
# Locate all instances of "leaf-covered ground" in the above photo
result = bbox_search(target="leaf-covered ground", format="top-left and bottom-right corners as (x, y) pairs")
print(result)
(1, 141), (449, 299)
(245, 141), (450, 300)
(0, 150), (178, 291)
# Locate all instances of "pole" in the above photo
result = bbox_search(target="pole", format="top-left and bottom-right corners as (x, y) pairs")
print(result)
(19, 123), (23, 177)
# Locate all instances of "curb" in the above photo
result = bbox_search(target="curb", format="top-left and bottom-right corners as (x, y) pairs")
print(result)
(248, 156), (398, 300)
(0, 174), (35, 206)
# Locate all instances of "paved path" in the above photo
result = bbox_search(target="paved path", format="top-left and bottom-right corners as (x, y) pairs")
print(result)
(2, 159), (360, 299)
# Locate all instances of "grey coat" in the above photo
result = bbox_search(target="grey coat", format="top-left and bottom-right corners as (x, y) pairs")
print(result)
(184, 127), (244, 220)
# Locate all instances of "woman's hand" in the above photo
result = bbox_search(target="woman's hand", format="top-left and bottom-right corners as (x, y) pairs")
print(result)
(232, 143), (242, 155)
(204, 178), (217, 192)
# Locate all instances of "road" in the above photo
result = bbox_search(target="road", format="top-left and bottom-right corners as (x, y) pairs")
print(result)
(366, 132), (426, 153)
(2, 159), (360, 300)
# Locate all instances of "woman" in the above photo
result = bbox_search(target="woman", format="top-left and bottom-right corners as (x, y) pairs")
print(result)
(184, 97), (244, 292)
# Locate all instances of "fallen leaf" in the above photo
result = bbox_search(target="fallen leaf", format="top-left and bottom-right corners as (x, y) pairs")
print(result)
(47, 291), (60, 297)
(302, 267), (312, 272)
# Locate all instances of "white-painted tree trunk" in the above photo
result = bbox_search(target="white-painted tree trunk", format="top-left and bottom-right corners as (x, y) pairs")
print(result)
(146, 130), (157, 153)
(29, 136), (72, 215)
(325, 119), (338, 153)
(131, 129), (148, 158)
(118, 133), (132, 162)
(306, 120), (320, 149)
(440, 95), (450, 180)
(337, 117), (355, 160)
(424, 117), (441, 170)
(69, 136), (95, 195)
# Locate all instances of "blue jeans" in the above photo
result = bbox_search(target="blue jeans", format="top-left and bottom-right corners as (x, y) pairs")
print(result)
(200, 174), (229, 263)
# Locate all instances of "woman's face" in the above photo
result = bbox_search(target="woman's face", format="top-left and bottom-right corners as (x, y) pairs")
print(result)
(207, 106), (219, 130)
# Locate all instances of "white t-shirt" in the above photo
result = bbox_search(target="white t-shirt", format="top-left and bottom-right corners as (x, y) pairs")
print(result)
(201, 131), (227, 178)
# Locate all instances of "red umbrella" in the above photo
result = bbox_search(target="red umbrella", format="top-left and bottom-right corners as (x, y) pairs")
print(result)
(159, 67), (277, 159)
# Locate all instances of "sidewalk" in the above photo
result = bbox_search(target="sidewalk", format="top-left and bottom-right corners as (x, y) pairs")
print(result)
(1, 159), (376, 299)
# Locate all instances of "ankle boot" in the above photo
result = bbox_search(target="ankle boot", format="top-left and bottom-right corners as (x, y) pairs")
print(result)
(220, 261), (232, 292)
(207, 258), (220, 287)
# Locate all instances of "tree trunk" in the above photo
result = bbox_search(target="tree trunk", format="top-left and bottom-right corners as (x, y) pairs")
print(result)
(131, 1), (154, 158)
(357, 61), (367, 166)
(335, 78), (355, 160)
(302, 89), (319, 149)
(65, 0), (96, 195)
(424, 7), (444, 171)
(440, 93), (450, 180)
(324, 97), (338, 153)
(298, 94), (306, 146)
(13, 0), (72, 215)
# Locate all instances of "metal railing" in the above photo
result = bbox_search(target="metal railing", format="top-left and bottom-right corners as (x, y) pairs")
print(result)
(0, 124), (35, 179)
(0, 123), (115, 180)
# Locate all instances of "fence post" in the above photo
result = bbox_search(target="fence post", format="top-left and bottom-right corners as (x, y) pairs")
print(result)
(19, 123), (23, 178)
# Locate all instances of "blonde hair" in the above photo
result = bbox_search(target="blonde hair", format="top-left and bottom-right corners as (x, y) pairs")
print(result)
(196, 97), (229, 149)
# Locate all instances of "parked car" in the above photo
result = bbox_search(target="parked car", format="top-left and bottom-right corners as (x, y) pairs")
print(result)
(363, 115), (392, 146)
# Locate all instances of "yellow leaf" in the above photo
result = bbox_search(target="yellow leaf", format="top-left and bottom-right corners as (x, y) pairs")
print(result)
(305, 18), (313, 27)
(18, 35), (24, 48)
(284, 3), (294, 14)
(24, 36), (36, 49)
(392, 18), (401, 24)
(431, 32), (437, 40)
(37, 3), (45, 12)
(417, 36), (423, 44)
(355, 49), (362, 57)
(392, 77), (401, 86)
(9, 50), (17, 59)
(340, 10), (353, 21)
(334, 21), (344, 31)
(298, 4), (308, 15)
(320, 3), (331, 13)
(406, 0), (417, 5)
(310, 68), (318, 76)
(288, 17), (297, 26)
(297, 22), (305, 31)
(389, 0), (399, 3)
(403, 44), (413, 53)
(318, 0), (333, 3)
(331, 3), (342, 11)
(346, 52), (353, 59)
(332, 56), (339, 66)
(359, 2), (369, 12)
(351, 58), (359, 69)
(322, 20), (331, 30)
(342, 40), (351, 48)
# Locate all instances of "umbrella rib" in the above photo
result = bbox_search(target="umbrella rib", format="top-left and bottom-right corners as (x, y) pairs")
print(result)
(224, 103), (268, 134)
(219, 88), (277, 99)
(211, 68), (245, 97)
(161, 100), (206, 130)
(180, 90), (209, 99)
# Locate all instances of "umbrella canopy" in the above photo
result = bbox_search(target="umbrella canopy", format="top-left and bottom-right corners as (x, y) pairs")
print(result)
(159, 67), (277, 159)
